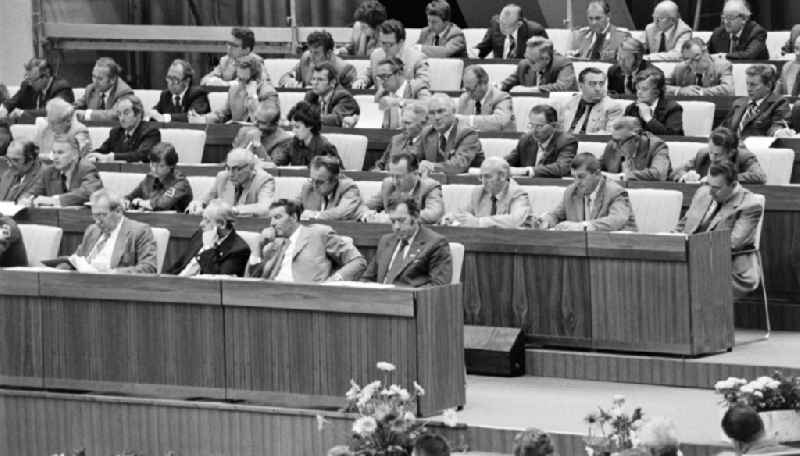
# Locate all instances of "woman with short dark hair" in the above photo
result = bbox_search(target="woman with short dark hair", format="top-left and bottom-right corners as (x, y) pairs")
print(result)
(274, 101), (340, 166)
(125, 142), (193, 211)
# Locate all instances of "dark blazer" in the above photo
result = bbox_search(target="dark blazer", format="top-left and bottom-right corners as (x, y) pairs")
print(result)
(707, 20), (769, 60)
(671, 146), (767, 184)
(624, 97), (684, 136)
(25, 159), (103, 206)
(273, 134), (340, 167)
(125, 170), (194, 211)
(476, 15), (548, 59)
(304, 86), (360, 127)
(720, 94), (790, 139)
(500, 54), (577, 93)
(361, 225), (452, 287)
(153, 86), (211, 122)
(416, 124), (485, 174)
(166, 228), (251, 277)
(0, 215), (27, 267)
(607, 60), (656, 96)
(0, 159), (44, 202)
(505, 131), (578, 177)
(600, 131), (671, 181)
(93, 121), (161, 162)
(4, 78), (74, 112)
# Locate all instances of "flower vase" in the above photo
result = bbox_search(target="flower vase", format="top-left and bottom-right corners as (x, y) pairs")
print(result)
(760, 410), (800, 443)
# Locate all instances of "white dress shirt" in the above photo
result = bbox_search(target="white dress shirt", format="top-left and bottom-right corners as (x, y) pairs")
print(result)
(88, 218), (124, 271)
(274, 226), (303, 282)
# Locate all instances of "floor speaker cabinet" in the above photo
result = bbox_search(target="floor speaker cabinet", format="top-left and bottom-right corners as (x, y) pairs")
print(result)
(464, 325), (525, 376)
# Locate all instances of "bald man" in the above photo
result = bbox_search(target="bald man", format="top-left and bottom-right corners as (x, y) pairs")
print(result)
(253, 102), (293, 162)
(34, 98), (92, 156)
(643, 1), (693, 61)
(417, 93), (484, 175)
(599, 116), (671, 181)
(707, 0), (768, 60)
(456, 65), (515, 132)
(475, 3), (547, 59)
(442, 157), (531, 228)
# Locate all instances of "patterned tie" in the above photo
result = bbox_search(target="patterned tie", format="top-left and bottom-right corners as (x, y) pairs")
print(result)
(490, 196), (498, 216)
(384, 239), (409, 283)
(433, 34), (440, 46)
(507, 35), (516, 58)
(583, 195), (591, 221)
(590, 32), (605, 60)
(658, 33), (667, 52)
(738, 101), (758, 137)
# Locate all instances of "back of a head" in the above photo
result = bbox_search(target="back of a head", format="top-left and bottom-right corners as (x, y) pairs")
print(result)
(413, 433), (450, 456)
(721, 405), (764, 444)
(512, 427), (555, 456)
(637, 417), (680, 456)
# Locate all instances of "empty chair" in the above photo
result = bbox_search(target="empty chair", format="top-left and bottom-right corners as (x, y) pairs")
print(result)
(521, 185), (566, 216)
(263, 58), (300, 83)
(478, 137), (517, 161)
(766, 31), (790, 60)
(449, 241), (465, 284)
(150, 227), (171, 273)
(650, 61), (678, 79)
(9, 124), (38, 142)
(353, 95), (382, 128)
(626, 188), (683, 233)
(277, 91), (306, 121)
(441, 184), (474, 213)
(159, 129), (207, 163)
(677, 101), (715, 137)
(693, 31), (712, 43)
(732, 63), (748, 96)
(275, 176), (308, 199)
(427, 58), (464, 91)
(462, 28), (488, 58)
(134, 89), (162, 111)
(750, 148), (794, 185)
(545, 29), (572, 55)
(98, 172), (143, 198)
(186, 176), (216, 200)
(18, 224), (63, 266)
(405, 28), (422, 46)
(236, 230), (262, 260)
(88, 127), (112, 149)
(208, 91), (227, 113)
(5, 85), (20, 97)
(512, 96), (549, 132)
(548, 91), (579, 106)
(482, 63), (517, 86)
(741, 193), (769, 340)
(665, 141), (703, 170)
(323, 133), (368, 171)
(345, 59), (372, 80)
(577, 141), (607, 158)
(354, 180), (382, 203)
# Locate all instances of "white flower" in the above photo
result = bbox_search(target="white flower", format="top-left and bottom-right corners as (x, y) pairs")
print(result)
(756, 376), (773, 385)
(413, 381), (426, 396)
(612, 394), (626, 404)
(377, 361), (396, 372)
(715, 380), (734, 391)
(609, 406), (623, 418)
(352, 416), (378, 436)
(389, 384), (411, 401)
(585, 446), (595, 456)
(754, 391), (764, 398)
(441, 408), (458, 427)
(346, 379), (361, 401)
(740, 385), (755, 394)
(766, 380), (781, 390)
(404, 411), (416, 422)
(357, 381), (382, 407)
(316, 414), (329, 431)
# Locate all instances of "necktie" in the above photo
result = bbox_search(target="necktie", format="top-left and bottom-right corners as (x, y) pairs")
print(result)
(791, 71), (800, 97)
(439, 133), (447, 154)
(434, 34), (440, 46)
(384, 239), (409, 283)
(625, 74), (635, 94)
(474, 99), (482, 114)
(695, 73), (704, 86)
(738, 101), (758, 137)
(729, 34), (738, 54)
(174, 95), (182, 111)
(698, 201), (722, 232)
(590, 32), (605, 60)
(570, 100), (594, 133)
(583, 195), (592, 221)
(507, 35), (516, 58)
(490, 196), (498, 216)
(60, 173), (68, 193)
(234, 185), (244, 203)
(578, 102), (596, 134)
(88, 232), (110, 263)
(658, 33), (667, 52)
(99, 93), (106, 110)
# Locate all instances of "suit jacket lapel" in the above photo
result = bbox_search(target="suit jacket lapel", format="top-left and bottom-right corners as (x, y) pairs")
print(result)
(386, 231), (427, 283)
(590, 179), (606, 220)
(291, 226), (310, 260)
(709, 189), (743, 230)
(109, 218), (130, 268)
(446, 125), (458, 156)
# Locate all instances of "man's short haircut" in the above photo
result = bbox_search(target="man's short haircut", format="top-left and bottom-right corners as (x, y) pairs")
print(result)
(480, 156), (510, 177)
(269, 198), (304, 220)
(512, 427), (555, 456)
(311, 154), (342, 176)
(378, 57), (405, 74)
(353, 0), (388, 28)
(413, 432), (450, 456)
(255, 101), (281, 127)
(46, 97), (75, 122)
(721, 405), (763, 444)
(95, 57), (121, 78)
(464, 65), (490, 85)
(724, 0), (751, 18)
(529, 104), (558, 123)
(227, 147), (257, 166)
(425, 0), (451, 21)
(52, 135), (80, 154)
(89, 189), (124, 211)
(681, 37), (707, 52)
(637, 417), (680, 456)
(170, 59), (195, 84)
(709, 126), (738, 151)
(236, 54), (263, 81)
(148, 142), (179, 167)
(8, 140), (39, 163)
(635, 68), (666, 97)
(503, 4), (523, 21)
(115, 94), (144, 117)
(430, 92), (456, 113)
(205, 199), (236, 225)
(288, 101), (322, 134)
(387, 197), (421, 218)
(232, 27), (256, 51)
(313, 62), (339, 83)
(390, 151), (419, 171)
(405, 100), (429, 119)
(745, 64), (778, 90)
(709, 160), (739, 185)
(588, 0), (611, 14)
(578, 66), (606, 83)
(620, 36), (646, 56)
(654, 0), (681, 18)
(571, 152), (601, 172)
(306, 30), (336, 53)
(25, 58), (52, 76)
(378, 19), (406, 42)
(613, 115), (643, 132)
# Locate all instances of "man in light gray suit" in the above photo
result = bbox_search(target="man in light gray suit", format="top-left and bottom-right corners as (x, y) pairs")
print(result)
(559, 67), (623, 135)
(456, 65), (515, 132)
(74, 57), (134, 122)
(568, 0), (630, 62)
(666, 38), (734, 96)
(642, 1), (693, 61)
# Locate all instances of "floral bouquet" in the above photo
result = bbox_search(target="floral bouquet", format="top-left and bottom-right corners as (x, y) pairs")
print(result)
(714, 372), (800, 412)
(584, 395), (644, 456)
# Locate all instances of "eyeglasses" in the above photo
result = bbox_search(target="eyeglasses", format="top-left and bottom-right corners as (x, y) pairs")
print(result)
(721, 15), (744, 22)
(375, 73), (395, 80)
(311, 178), (334, 186)
(165, 76), (185, 83)
(225, 163), (249, 173)
(527, 122), (550, 130)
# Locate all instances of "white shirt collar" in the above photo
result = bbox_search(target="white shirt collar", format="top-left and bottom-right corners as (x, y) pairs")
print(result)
(394, 80), (408, 98)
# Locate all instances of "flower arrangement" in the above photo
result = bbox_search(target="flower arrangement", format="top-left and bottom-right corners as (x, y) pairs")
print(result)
(584, 395), (644, 456)
(714, 372), (800, 412)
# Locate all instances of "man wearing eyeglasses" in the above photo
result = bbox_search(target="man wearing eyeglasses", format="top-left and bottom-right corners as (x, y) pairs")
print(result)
(0, 140), (44, 203)
(505, 104), (577, 177)
(86, 94), (161, 163)
(201, 27), (270, 86)
(707, 0), (768, 60)
(150, 59), (210, 123)
(642, 1), (692, 61)
(374, 58), (431, 129)
(187, 148), (275, 217)
(298, 155), (364, 221)
(0, 58), (74, 120)
(666, 38), (734, 96)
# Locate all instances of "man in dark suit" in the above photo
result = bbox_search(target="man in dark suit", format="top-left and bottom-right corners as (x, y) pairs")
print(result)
(74, 57), (134, 122)
(0, 214), (28, 267)
(0, 140), (44, 202)
(150, 59), (210, 123)
(1, 58), (73, 120)
(373, 102), (428, 171)
(475, 4), (547, 59)
(416, 0), (467, 58)
(88, 94), (161, 163)
(363, 152), (444, 224)
(719, 64), (790, 139)
(167, 199), (251, 277)
(23, 136), (102, 207)
(623, 68), (683, 136)
(707, 0), (768, 60)
(505, 104), (577, 177)
(672, 127), (766, 184)
(607, 37), (657, 96)
(568, 0), (630, 62)
(500, 37), (577, 93)
(361, 197), (452, 287)
(303, 62), (360, 128)
(417, 93), (484, 175)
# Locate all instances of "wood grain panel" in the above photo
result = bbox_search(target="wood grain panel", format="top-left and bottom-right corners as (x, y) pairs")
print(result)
(0, 295), (42, 387)
(688, 231), (734, 355)
(0, 269), (40, 296)
(587, 232), (687, 261)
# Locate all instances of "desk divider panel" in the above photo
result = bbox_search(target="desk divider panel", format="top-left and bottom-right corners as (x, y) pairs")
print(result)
(0, 270), (43, 387)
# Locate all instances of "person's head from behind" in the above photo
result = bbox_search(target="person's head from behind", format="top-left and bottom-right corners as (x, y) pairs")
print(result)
(463, 65), (490, 103)
(232, 126), (263, 155)
(402, 101), (429, 139)
(428, 93), (456, 133)
(611, 116), (642, 142)
(92, 57), (121, 93)
(378, 20), (407, 58)
(499, 4), (524, 36)
(236, 54), (263, 84)
(45, 97), (76, 135)
(425, 0), (451, 35)
(311, 62), (338, 96)
(306, 30), (336, 63)
(6, 140), (38, 174)
(89, 189), (124, 234)
(707, 127), (738, 162)
(50, 136), (80, 171)
(166, 59), (194, 95)
(637, 417), (680, 456)
(571, 152), (603, 196)
(707, 160), (739, 204)
(681, 38), (710, 73)
(578, 67), (607, 102)
(225, 148), (256, 186)
(114, 95), (144, 131)
(354, 0), (388, 29)
(148, 142), (179, 181)
(388, 152), (420, 193)
(310, 155), (342, 197)
(617, 37), (645, 75)
(586, 0), (611, 34)
(721, 0), (750, 35)
(512, 427), (555, 456)
(525, 37), (554, 69)
(527, 104), (558, 143)
(744, 64), (777, 101)
(721, 405), (765, 449)
(254, 100), (281, 135)
(229, 27), (255, 58)
(480, 157), (511, 196)
(200, 199), (235, 234)
(288, 101), (322, 142)
(24, 58), (53, 92)
(412, 432), (450, 456)
(634, 69), (665, 104)
(651, 1), (680, 33)
(376, 57), (406, 92)
(268, 198), (303, 237)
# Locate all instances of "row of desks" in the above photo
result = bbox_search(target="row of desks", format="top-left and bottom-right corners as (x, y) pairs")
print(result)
(14, 208), (734, 356)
